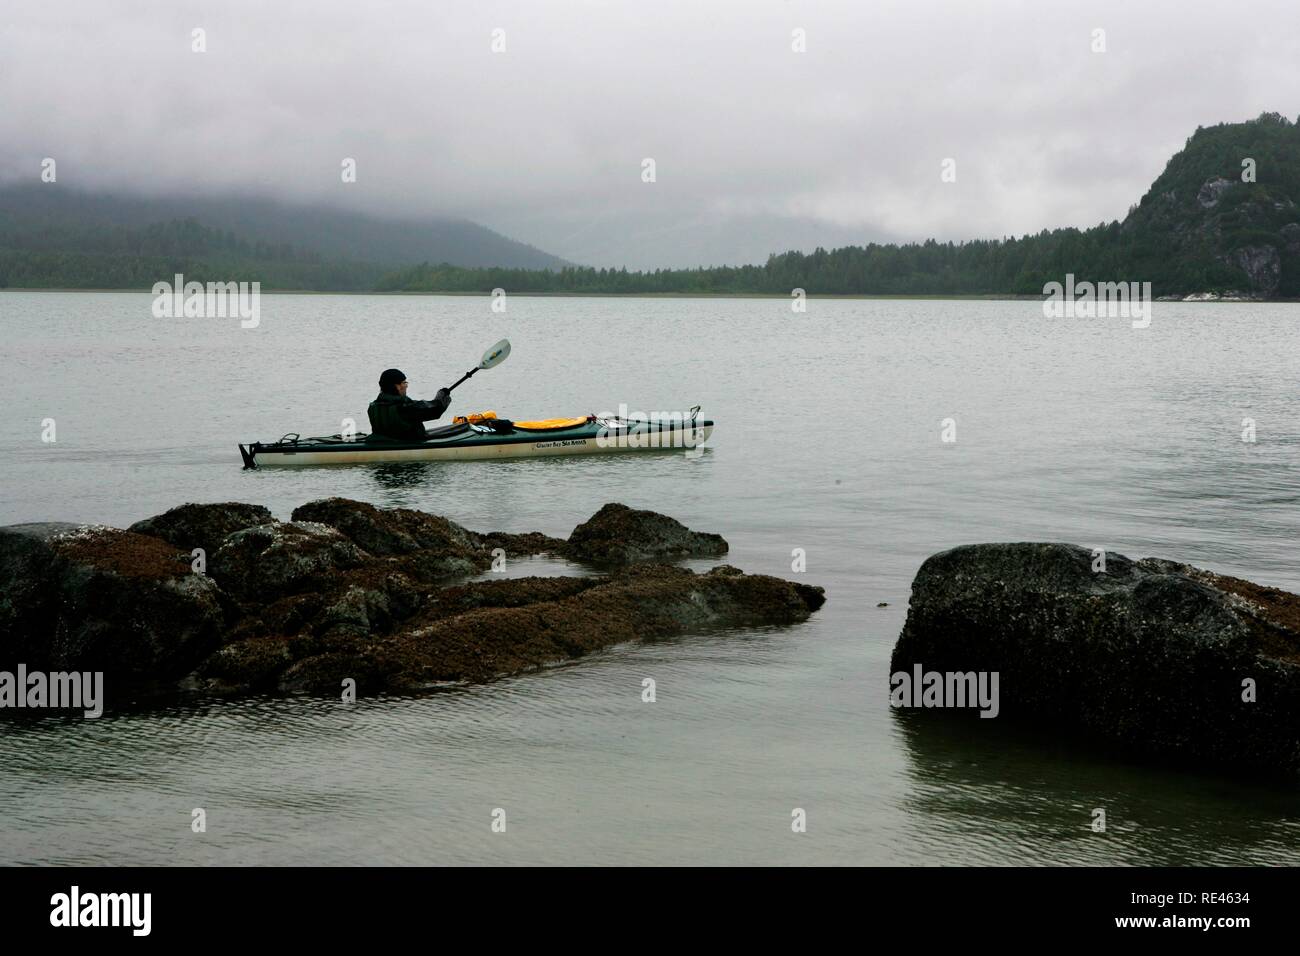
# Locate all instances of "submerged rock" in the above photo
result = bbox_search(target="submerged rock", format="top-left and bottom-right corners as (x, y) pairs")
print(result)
(565, 502), (728, 564)
(1, 500), (820, 705)
(280, 564), (825, 692)
(475, 530), (568, 557)
(891, 543), (1300, 777)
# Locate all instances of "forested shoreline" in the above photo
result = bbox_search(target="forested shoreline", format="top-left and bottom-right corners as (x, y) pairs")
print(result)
(4, 114), (1298, 299)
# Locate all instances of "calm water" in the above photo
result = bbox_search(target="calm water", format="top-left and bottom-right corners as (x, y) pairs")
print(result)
(1, 290), (1297, 865)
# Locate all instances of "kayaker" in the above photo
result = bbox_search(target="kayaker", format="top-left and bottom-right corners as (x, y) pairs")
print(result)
(367, 368), (452, 441)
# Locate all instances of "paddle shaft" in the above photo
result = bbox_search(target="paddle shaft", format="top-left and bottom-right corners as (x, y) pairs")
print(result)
(446, 367), (478, 392)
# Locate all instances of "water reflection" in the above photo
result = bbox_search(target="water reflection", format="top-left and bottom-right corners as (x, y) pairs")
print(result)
(369, 461), (443, 495)
(5, 294), (1300, 864)
(891, 710), (1300, 865)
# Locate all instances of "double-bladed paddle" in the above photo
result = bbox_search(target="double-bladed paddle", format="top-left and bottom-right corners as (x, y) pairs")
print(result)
(447, 339), (511, 392)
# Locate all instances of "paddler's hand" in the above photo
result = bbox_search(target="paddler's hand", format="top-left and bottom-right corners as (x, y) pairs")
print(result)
(436, 388), (451, 405)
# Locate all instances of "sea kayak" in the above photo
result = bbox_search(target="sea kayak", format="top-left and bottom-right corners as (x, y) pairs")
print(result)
(239, 409), (713, 468)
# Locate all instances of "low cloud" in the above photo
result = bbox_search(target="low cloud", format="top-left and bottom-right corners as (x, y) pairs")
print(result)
(2, 0), (1296, 268)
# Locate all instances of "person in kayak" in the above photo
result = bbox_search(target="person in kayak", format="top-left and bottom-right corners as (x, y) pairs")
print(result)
(367, 368), (452, 441)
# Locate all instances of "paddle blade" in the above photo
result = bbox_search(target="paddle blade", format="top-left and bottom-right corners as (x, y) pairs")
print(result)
(479, 339), (511, 369)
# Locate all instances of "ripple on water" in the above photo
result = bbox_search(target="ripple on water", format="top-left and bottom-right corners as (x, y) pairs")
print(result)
(2, 295), (1299, 864)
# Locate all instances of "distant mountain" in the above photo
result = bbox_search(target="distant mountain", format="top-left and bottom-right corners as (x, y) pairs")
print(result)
(0, 185), (569, 289)
(1119, 111), (1300, 297)
(3, 114), (1298, 296)
(374, 113), (1300, 299)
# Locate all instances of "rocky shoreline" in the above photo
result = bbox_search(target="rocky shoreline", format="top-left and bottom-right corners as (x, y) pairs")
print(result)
(891, 543), (1300, 777)
(12, 504), (1296, 780)
(0, 500), (825, 706)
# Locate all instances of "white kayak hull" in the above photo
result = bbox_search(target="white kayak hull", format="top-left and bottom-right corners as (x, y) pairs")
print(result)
(242, 418), (713, 468)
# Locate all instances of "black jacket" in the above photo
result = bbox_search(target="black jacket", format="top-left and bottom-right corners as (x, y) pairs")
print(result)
(367, 390), (450, 441)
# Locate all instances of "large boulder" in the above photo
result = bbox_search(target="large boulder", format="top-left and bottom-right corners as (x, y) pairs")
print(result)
(565, 503), (728, 564)
(0, 524), (225, 681)
(209, 521), (369, 602)
(0, 523), (81, 660)
(128, 502), (275, 559)
(185, 635), (296, 694)
(291, 497), (492, 579)
(292, 498), (477, 556)
(891, 543), (1300, 776)
(292, 497), (567, 572)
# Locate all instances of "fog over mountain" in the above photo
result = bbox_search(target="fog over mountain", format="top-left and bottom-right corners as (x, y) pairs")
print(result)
(3, 0), (1298, 268)
(0, 186), (570, 270)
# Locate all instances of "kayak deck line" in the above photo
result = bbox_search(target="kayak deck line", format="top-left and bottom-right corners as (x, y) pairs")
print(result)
(240, 410), (713, 468)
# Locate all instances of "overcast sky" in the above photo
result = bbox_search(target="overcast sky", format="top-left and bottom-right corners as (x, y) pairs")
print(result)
(3, 0), (1298, 269)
